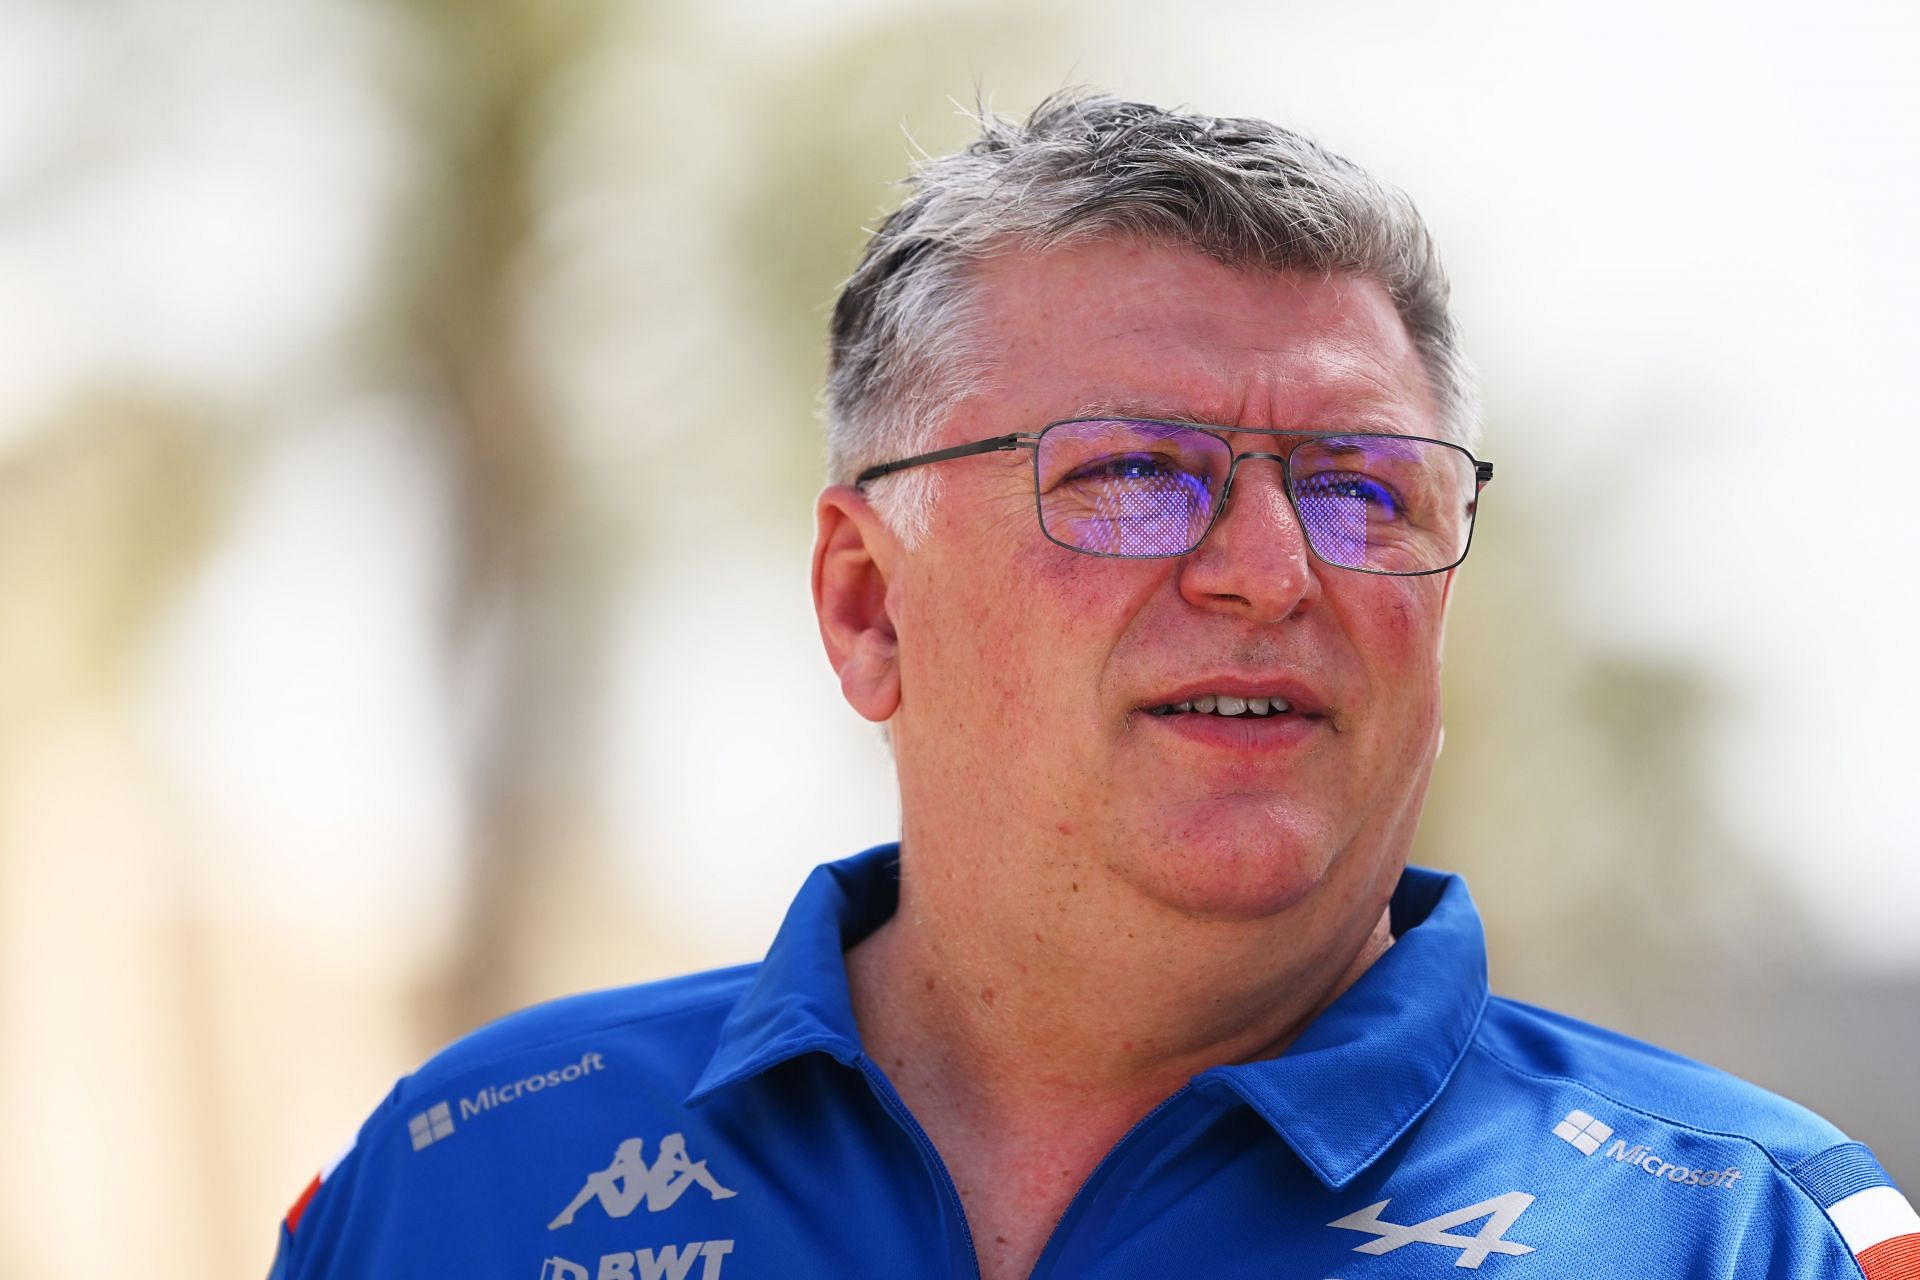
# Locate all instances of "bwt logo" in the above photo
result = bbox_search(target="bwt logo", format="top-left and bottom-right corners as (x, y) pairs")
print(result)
(539, 1241), (733, 1280)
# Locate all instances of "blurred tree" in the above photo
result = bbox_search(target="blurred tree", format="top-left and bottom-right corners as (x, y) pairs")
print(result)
(370, 0), (1082, 1036)
(0, 392), (231, 1275)
(1421, 432), (1811, 1017)
(377, 0), (629, 1039)
(724, 6), (1077, 531)
(0, 395), (225, 716)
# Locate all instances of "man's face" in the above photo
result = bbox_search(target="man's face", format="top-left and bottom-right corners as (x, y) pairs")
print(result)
(875, 240), (1455, 924)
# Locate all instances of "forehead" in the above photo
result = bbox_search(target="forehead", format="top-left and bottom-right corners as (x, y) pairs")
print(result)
(955, 239), (1437, 437)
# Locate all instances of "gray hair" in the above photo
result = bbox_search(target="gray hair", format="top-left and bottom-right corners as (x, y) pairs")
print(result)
(824, 91), (1478, 544)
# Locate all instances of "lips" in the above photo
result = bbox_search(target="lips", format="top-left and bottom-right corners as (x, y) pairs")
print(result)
(1137, 677), (1331, 722)
(1148, 693), (1290, 718)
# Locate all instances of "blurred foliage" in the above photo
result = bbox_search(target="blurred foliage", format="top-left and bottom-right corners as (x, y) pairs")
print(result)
(722, 4), (1077, 511)
(367, 0), (632, 1042)
(354, 0), (1085, 1037)
(1423, 444), (1810, 1014)
(0, 393), (227, 720)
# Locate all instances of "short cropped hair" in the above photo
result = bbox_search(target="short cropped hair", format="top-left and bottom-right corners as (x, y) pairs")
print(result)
(825, 91), (1478, 544)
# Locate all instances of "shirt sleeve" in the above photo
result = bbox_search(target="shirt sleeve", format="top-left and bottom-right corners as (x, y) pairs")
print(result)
(266, 1133), (359, 1280)
(1793, 1141), (1920, 1280)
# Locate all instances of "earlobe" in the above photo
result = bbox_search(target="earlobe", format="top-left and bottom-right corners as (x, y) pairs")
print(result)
(812, 485), (903, 723)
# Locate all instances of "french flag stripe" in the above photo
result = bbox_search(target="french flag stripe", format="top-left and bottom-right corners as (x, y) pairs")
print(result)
(283, 1135), (358, 1236)
(282, 1176), (323, 1235)
(1830, 1186), (1920, 1280)
(1858, 1235), (1920, 1280)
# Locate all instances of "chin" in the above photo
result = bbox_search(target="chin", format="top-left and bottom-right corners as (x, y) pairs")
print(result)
(1116, 810), (1344, 923)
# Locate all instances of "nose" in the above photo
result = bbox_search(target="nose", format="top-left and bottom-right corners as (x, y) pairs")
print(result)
(1175, 453), (1321, 621)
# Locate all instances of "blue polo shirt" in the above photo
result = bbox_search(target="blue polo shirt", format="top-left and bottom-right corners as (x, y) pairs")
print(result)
(270, 845), (1917, 1279)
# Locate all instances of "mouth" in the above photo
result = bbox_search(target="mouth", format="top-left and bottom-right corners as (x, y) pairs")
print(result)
(1133, 681), (1333, 753)
(1139, 678), (1331, 722)
(1145, 694), (1301, 720)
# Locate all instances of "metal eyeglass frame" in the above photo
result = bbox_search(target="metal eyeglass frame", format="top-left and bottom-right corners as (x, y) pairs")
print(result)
(854, 417), (1495, 577)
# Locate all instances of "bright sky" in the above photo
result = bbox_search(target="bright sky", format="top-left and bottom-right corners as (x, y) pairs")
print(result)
(4, 0), (1915, 970)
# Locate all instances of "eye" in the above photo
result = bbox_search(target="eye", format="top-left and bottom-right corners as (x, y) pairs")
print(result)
(1065, 451), (1181, 485)
(1296, 471), (1404, 519)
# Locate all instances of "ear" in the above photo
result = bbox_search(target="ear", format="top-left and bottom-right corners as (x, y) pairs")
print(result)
(812, 484), (904, 722)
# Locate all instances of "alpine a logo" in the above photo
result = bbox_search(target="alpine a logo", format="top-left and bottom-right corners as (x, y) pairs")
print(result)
(550, 1135), (738, 1230)
(1551, 1108), (1743, 1190)
(1328, 1192), (1536, 1268)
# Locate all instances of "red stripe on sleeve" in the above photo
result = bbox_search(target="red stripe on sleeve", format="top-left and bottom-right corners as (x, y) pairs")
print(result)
(283, 1175), (323, 1235)
(1859, 1232), (1920, 1280)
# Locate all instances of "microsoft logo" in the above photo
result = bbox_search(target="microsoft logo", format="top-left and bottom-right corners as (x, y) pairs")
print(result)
(408, 1102), (455, 1151)
(1552, 1109), (1614, 1156)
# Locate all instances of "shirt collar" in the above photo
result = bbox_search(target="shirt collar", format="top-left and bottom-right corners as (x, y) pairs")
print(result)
(688, 844), (900, 1100)
(690, 848), (1489, 1192)
(1194, 866), (1490, 1189)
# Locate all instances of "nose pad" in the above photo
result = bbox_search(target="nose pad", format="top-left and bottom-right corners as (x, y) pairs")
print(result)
(1215, 452), (1300, 538)
(1179, 450), (1319, 619)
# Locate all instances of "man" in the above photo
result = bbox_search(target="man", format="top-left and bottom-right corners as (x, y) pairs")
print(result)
(269, 94), (1916, 1279)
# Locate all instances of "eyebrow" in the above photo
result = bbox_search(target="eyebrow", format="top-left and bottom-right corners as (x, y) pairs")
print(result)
(1062, 399), (1417, 434)
(1064, 399), (1218, 425)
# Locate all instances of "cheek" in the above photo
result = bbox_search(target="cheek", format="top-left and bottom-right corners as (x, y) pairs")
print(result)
(899, 541), (1152, 788)
(1348, 582), (1449, 726)
(901, 549), (1066, 722)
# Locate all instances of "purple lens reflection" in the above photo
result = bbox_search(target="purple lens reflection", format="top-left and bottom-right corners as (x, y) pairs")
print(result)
(1293, 475), (1370, 567)
(1288, 435), (1469, 572)
(1035, 420), (1475, 571)
(1073, 468), (1213, 555)
(1036, 420), (1227, 557)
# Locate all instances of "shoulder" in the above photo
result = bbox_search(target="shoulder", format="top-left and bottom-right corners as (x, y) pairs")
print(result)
(1450, 996), (1917, 1276)
(1474, 995), (1845, 1165)
(370, 963), (755, 1148)
(401, 963), (753, 1106)
(271, 963), (755, 1280)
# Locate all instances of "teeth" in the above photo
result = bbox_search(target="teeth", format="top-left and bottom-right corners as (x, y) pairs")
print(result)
(1153, 695), (1298, 717)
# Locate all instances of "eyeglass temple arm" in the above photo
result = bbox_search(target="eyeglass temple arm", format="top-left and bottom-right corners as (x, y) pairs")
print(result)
(854, 434), (1032, 487)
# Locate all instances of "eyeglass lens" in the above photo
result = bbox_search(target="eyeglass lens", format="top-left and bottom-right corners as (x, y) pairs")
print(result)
(1034, 420), (1477, 573)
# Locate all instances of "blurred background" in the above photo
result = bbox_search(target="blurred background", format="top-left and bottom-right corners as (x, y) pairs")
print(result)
(1, 0), (1915, 1274)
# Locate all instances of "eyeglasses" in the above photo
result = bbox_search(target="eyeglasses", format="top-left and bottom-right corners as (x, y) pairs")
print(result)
(855, 418), (1492, 576)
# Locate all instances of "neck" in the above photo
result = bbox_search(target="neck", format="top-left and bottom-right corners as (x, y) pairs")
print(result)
(847, 839), (1398, 1129)
(845, 833), (1400, 1280)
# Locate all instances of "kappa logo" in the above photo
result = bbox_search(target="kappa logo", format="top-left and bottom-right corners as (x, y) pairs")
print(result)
(1328, 1191), (1537, 1269)
(549, 1135), (738, 1230)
